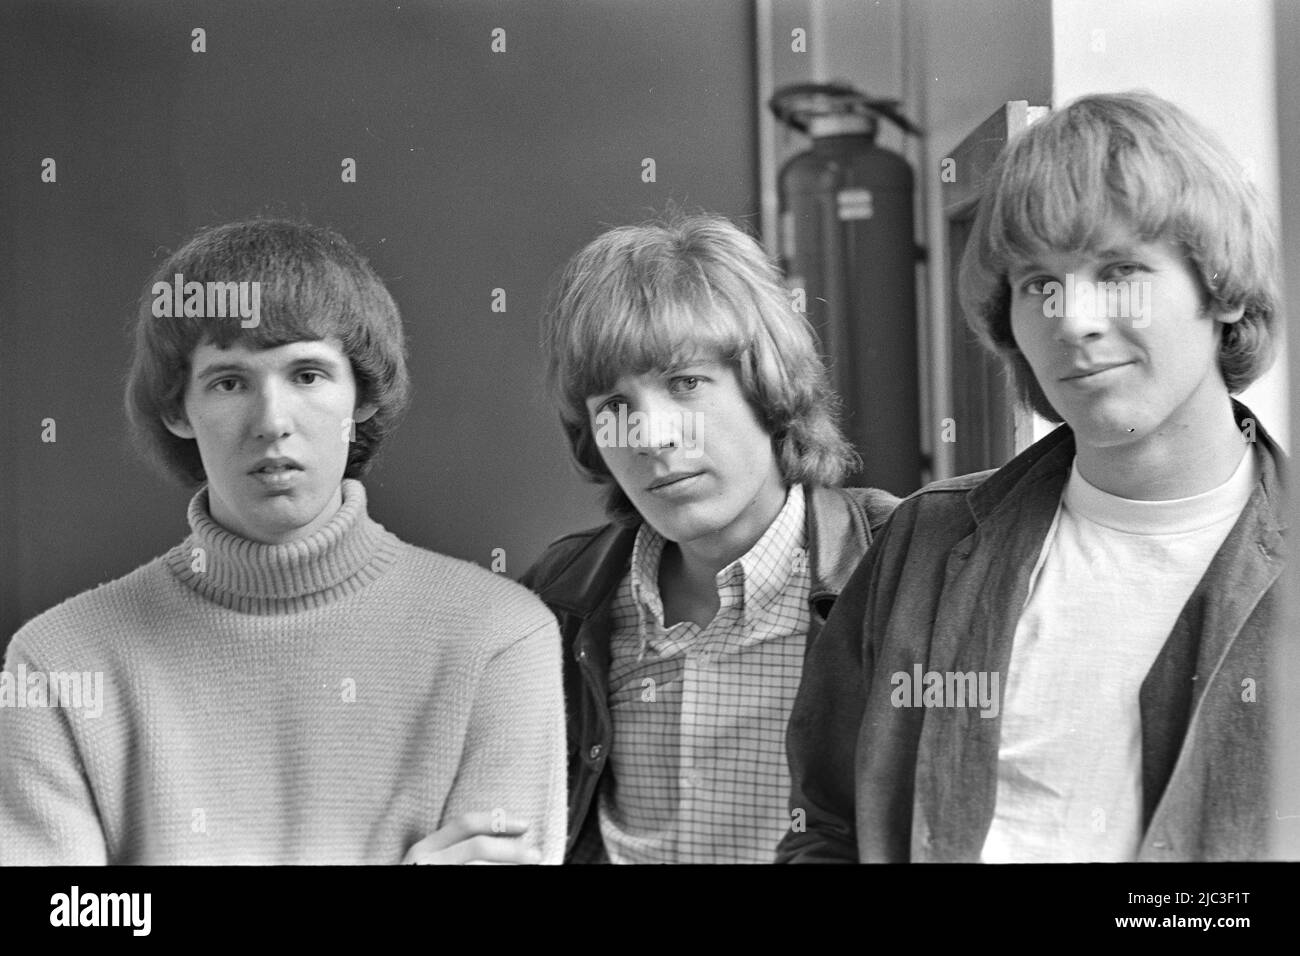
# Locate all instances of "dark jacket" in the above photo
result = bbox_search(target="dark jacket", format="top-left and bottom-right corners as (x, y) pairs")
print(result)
(778, 403), (1287, 862)
(520, 483), (900, 862)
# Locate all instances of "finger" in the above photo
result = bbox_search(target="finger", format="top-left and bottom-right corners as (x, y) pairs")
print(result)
(452, 834), (542, 865)
(425, 811), (531, 851)
(402, 810), (531, 858)
(406, 834), (542, 866)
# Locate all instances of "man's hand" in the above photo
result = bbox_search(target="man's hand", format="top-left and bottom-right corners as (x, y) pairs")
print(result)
(402, 811), (542, 865)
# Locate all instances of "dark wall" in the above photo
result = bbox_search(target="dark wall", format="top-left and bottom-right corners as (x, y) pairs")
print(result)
(0, 0), (758, 642)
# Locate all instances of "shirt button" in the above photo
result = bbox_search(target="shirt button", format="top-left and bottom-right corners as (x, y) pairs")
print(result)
(589, 744), (603, 761)
(698, 651), (711, 667)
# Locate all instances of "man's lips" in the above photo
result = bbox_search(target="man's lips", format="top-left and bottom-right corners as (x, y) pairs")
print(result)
(647, 471), (704, 492)
(249, 456), (304, 475)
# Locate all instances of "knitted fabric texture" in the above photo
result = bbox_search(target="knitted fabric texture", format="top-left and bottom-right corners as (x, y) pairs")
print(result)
(0, 480), (566, 864)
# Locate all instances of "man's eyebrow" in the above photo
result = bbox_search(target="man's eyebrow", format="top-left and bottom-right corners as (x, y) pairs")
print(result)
(1008, 262), (1045, 279)
(284, 351), (346, 369)
(1008, 246), (1143, 280)
(193, 351), (345, 380)
(661, 354), (719, 373)
(193, 360), (248, 380)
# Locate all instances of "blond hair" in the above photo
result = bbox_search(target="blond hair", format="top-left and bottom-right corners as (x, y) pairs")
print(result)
(959, 91), (1278, 421)
(544, 213), (857, 524)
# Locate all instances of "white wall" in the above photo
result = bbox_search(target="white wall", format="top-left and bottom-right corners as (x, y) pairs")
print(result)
(1051, 0), (1287, 446)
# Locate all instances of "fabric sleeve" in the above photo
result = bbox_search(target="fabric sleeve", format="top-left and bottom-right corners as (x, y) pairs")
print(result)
(440, 614), (568, 864)
(863, 487), (903, 536)
(0, 636), (109, 865)
(776, 514), (893, 863)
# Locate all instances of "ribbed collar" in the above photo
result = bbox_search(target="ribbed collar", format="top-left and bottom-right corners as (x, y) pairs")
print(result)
(1064, 443), (1258, 535)
(164, 479), (398, 613)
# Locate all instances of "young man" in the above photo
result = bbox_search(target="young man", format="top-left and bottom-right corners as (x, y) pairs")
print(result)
(0, 219), (566, 864)
(779, 91), (1285, 863)
(521, 214), (899, 863)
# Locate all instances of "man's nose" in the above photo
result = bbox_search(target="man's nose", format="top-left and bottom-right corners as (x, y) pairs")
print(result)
(251, 382), (293, 439)
(1055, 273), (1109, 344)
(634, 395), (683, 455)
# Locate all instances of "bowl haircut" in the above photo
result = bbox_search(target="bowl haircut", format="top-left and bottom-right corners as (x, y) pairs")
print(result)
(544, 213), (859, 526)
(958, 90), (1279, 422)
(125, 218), (410, 486)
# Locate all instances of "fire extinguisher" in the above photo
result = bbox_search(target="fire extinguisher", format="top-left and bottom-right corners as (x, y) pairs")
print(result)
(770, 82), (922, 496)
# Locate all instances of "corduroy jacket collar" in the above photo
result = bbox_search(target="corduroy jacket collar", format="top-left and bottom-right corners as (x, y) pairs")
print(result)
(964, 400), (1286, 534)
(527, 483), (891, 623)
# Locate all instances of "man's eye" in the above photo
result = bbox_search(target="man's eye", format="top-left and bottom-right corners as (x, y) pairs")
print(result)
(211, 378), (241, 392)
(1104, 262), (1143, 280)
(1019, 277), (1051, 296)
(595, 398), (626, 417)
(671, 376), (701, 392)
(296, 370), (323, 385)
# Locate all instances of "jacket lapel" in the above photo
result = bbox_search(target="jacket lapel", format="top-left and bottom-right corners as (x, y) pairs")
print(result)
(915, 429), (1075, 859)
(805, 486), (872, 644)
(1140, 430), (1287, 843)
(533, 524), (637, 620)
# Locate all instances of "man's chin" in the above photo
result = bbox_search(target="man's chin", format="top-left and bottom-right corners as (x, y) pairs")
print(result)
(265, 500), (341, 540)
(641, 509), (725, 549)
(214, 492), (339, 545)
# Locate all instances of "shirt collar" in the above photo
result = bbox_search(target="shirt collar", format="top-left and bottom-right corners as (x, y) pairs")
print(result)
(629, 484), (807, 645)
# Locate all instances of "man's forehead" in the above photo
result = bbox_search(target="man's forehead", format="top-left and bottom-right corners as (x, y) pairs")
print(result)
(624, 349), (726, 378)
(190, 337), (345, 368)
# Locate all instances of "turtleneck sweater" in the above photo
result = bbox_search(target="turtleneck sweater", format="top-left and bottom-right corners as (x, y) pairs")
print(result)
(0, 480), (566, 864)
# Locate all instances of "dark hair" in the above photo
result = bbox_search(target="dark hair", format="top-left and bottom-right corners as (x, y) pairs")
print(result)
(959, 90), (1279, 421)
(125, 218), (410, 485)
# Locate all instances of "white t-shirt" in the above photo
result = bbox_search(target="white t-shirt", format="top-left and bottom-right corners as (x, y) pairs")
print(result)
(980, 447), (1257, 862)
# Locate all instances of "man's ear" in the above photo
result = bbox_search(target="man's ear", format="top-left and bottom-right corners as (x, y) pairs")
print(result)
(163, 414), (195, 439)
(352, 403), (378, 425)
